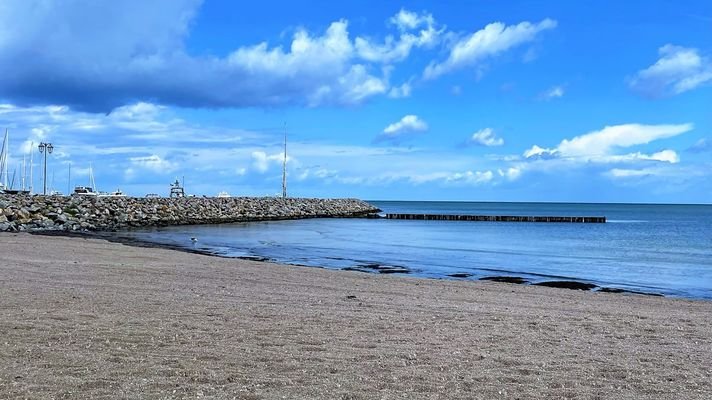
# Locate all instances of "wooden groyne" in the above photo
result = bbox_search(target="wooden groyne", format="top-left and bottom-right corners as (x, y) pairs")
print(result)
(385, 214), (606, 223)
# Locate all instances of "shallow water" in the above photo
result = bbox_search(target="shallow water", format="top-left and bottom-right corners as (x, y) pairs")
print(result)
(120, 201), (712, 299)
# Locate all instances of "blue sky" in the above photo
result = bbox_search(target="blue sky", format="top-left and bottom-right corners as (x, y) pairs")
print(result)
(0, 0), (710, 202)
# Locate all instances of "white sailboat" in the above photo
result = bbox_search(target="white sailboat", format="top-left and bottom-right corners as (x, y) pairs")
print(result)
(70, 164), (125, 197)
(73, 164), (98, 196)
(0, 129), (30, 195)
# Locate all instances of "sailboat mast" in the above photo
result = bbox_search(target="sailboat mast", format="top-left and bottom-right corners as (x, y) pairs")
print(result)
(22, 154), (26, 190)
(1, 129), (8, 189)
(89, 163), (96, 191)
(281, 123), (287, 199)
(29, 141), (34, 194)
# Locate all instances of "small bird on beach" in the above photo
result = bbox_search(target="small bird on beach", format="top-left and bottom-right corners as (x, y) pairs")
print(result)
(190, 237), (198, 243)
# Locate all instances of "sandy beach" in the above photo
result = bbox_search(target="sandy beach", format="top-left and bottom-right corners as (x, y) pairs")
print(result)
(1, 233), (710, 399)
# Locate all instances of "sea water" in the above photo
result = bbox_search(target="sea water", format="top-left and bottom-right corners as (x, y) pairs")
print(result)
(120, 201), (712, 299)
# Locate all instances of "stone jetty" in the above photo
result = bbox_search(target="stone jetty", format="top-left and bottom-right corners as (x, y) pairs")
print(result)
(0, 194), (380, 232)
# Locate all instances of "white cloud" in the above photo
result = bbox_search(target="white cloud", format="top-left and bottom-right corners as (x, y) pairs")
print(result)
(423, 18), (557, 79)
(388, 81), (413, 98)
(229, 21), (390, 106)
(589, 150), (680, 164)
(498, 167), (522, 180)
(523, 144), (555, 159)
(297, 167), (340, 182)
(644, 149), (679, 163)
(539, 85), (565, 100)
(606, 164), (711, 181)
(390, 9), (434, 31)
(557, 123), (691, 157)
(0, 3), (560, 112)
(525, 123), (693, 161)
(607, 168), (654, 178)
(395, 170), (496, 186)
(517, 124), (691, 183)
(0, 101), (523, 194)
(629, 44), (712, 97)
(129, 154), (177, 173)
(251, 151), (291, 173)
(381, 115), (428, 139)
(469, 128), (504, 147)
(446, 170), (494, 184)
(0, 3), (417, 111)
(355, 10), (441, 64)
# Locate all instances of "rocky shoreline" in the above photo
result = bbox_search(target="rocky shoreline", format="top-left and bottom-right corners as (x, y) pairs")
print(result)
(0, 194), (380, 232)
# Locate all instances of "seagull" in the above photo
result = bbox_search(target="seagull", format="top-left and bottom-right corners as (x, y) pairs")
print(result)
(190, 237), (198, 243)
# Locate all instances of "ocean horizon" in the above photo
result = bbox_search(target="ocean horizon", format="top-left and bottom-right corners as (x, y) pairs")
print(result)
(118, 200), (712, 300)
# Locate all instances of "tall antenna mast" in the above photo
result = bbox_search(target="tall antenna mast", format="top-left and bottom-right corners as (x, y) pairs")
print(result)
(281, 122), (287, 199)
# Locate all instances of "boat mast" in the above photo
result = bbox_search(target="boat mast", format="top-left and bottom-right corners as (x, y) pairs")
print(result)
(21, 153), (25, 190)
(281, 122), (287, 199)
(29, 141), (34, 194)
(89, 163), (96, 191)
(1, 129), (8, 189)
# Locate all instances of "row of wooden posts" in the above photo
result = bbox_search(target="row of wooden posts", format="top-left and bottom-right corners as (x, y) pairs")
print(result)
(385, 214), (606, 223)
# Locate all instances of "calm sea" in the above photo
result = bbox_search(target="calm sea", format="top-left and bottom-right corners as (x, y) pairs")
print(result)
(120, 201), (712, 299)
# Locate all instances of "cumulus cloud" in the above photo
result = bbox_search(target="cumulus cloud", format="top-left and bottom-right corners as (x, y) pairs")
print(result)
(0, 2), (436, 111)
(0, 2), (561, 112)
(629, 45), (712, 97)
(423, 18), (557, 79)
(251, 151), (291, 173)
(377, 115), (428, 142)
(469, 128), (504, 147)
(556, 124), (690, 157)
(355, 10), (441, 64)
(390, 9), (434, 31)
(0, 101), (531, 194)
(523, 123), (692, 164)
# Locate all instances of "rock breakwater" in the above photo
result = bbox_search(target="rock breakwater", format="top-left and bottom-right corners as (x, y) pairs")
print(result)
(0, 194), (379, 232)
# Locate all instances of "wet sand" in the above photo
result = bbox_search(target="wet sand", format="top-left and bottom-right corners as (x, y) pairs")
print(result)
(1, 233), (710, 399)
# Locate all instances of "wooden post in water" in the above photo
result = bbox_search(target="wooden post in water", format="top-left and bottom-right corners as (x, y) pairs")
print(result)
(384, 213), (605, 223)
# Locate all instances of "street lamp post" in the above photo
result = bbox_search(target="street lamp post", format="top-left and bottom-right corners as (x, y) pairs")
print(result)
(38, 142), (53, 195)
